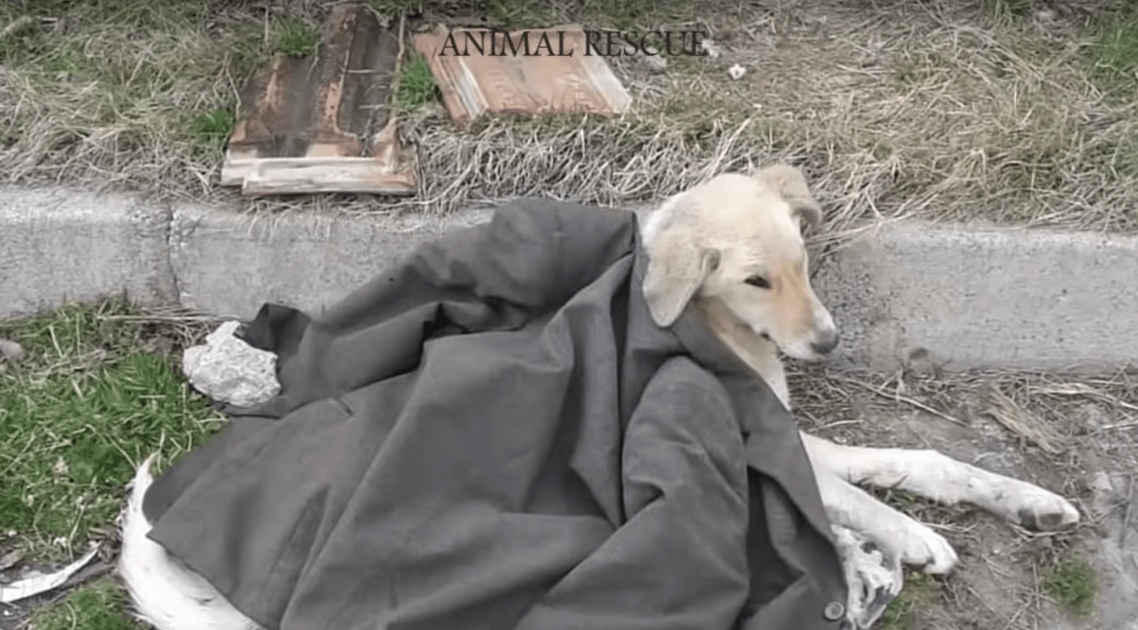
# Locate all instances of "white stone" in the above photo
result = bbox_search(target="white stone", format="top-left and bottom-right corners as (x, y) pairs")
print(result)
(182, 321), (280, 407)
(700, 38), (721, 59)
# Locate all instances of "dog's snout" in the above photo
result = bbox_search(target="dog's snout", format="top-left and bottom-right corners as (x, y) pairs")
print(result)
(811, 329), (840, 355)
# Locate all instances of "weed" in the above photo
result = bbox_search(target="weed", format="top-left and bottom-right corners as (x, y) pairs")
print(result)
(273, 17), (319, 59)
(1039, 555), (1097, 617)
(394, 52), (436, 112)
(1085, 8), (1138, 99)
(879, 570), (940, 630)
(0, 297), (225, 560)
(28, 577), (143, 630)
(189, 109), (235, 145)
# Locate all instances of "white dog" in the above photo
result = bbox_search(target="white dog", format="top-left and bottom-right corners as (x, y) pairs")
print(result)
(640, 166), (1079, 625)
(119, 166), (1080, 630)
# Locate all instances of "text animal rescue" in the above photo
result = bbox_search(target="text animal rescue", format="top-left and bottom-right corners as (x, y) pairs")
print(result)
(437, 29), (709, 57)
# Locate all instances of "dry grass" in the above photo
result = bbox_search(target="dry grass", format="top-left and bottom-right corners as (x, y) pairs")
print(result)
(363, 0), (1138, 239)
(0, 0), (325, 196)
(2, 0), (1138, 237)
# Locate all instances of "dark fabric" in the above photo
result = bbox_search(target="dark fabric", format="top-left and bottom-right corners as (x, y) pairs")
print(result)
(144, 199), (848, 630)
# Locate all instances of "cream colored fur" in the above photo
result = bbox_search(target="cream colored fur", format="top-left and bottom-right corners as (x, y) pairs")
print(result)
(641, 165), (1080, 577)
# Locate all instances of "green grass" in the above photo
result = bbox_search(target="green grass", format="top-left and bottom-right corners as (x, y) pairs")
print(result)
(273, 16), (319, 59)
(1085, 8), (1138, 99)
(27, 577), (143, 630)
(394, 52), (436, 113)
(1039, 555), (1098, 617)
(879, 570), (941, 630)
(189, 109), (236, 145)
(0, 297), (225, 559)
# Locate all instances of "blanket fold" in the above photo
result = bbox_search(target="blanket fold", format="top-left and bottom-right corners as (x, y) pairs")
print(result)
(143, 199), (847, 630)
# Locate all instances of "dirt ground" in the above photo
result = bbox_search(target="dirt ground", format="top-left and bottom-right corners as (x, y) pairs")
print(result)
(789, 366), (1138, 629)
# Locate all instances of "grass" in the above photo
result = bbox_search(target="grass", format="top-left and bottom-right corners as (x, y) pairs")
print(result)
(879, 570), (941, 630)
(273, 16), (319, 58)
(364, 0), (698, 29)
(1085, 6), (1138, 99)
(189, 108), (236, 146)
(393, 52), (436, 113)
(0, 0), (312, 194)
(2, 0), (1138, 233)
(27, 577), (143, 630)
(0, 297), (225, 560)
(376, 0), (1138, 238)
(1039, 554), (1098, 617)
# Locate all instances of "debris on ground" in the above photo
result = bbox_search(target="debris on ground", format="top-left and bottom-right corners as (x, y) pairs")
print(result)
(727, 63), (746, 80)
(220, 5), (416, 196)
(411, 24), (632, 130)
(700, 38), (721, 58)
(0, 547), (98, 604)
(0, 339), (22, 362)
(182, 321), (279, 408)
(983, 385), (1063, 454)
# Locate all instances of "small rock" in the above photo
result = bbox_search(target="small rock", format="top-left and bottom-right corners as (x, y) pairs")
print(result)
(182, 321), (280, 408)
(727, 64), (746, 80)
(639, 54), (667, 74)
(700, 38), (721, 59)
(0, 339), (23, 362)
(0, 550), (23, 572)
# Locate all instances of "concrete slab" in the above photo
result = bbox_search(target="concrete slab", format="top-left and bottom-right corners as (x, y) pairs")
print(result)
(0, 187), (176, 318)
(812, 220), (1138, 373)
(3, 185), (1137, 375)
(168, 201), (492, 318)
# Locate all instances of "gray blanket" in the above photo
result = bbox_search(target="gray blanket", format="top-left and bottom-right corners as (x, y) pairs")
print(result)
(143, 199), (848, 630)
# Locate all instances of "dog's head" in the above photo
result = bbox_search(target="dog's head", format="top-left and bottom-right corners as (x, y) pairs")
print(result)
(641, 165), (838, 361)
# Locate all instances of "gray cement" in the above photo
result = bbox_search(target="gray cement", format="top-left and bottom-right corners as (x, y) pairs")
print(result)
(3, 186), (1135, 374)
(813, 221), (1138, 373)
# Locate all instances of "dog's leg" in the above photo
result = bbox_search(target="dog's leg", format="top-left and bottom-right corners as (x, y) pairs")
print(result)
(801, 433), (1080, 532)
(810, 454), (960, 574)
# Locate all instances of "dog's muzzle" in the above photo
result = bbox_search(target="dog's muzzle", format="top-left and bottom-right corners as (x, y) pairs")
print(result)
(811, 329), (840, 355)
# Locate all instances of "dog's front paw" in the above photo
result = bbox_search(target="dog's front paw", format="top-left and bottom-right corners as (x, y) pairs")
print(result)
(1008, 487), (1080, 531)
(833, 525), (903, 630)
(889, 521), (958, 575)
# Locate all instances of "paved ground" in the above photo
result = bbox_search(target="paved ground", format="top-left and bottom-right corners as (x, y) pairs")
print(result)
(5, 185), (1138, 375)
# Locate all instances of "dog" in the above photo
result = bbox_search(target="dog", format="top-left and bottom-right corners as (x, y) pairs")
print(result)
(118, 166), (1080, 630)
(640, 165), (1080, 624)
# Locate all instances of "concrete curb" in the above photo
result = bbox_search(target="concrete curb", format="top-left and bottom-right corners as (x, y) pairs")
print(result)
(3, 186), (1136, 374)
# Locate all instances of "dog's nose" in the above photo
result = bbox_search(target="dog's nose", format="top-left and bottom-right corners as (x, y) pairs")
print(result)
(811, 330), (840, 355)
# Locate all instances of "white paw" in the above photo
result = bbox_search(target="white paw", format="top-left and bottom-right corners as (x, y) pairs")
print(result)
(833, 525), (903, 629)
(1005, 486), (1080, 531)
(888, 521), (958, 575)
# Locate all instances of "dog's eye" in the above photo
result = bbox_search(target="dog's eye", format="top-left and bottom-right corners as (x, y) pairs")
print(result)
(745, 275), (771, 289)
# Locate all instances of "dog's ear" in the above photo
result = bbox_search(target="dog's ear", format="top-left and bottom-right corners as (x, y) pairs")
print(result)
(755, 164), (823, 230)
(643, 228), (719, 327)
